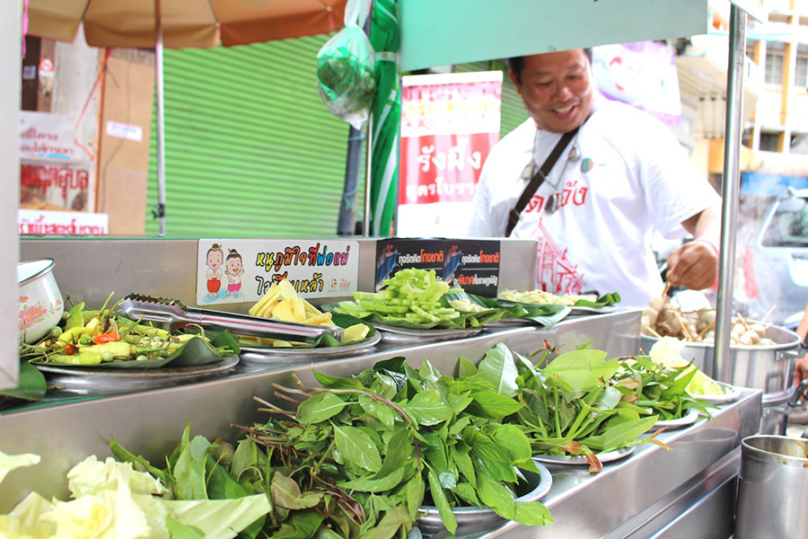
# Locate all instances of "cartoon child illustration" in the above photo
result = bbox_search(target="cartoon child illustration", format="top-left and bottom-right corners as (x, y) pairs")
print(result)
(225, 249), (245, 297)
(206, 244), (224, 298)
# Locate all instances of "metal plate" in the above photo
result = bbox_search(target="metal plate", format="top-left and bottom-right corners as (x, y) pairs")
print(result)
(532, 446), (635, 466)
(650, 408), (701, 431)
(416, 463), (552, 538)
(36, 355), (239, 396)
(568, 305), (618, 315)
(373, 323), (483, 344)
(694, 382), (742, 406)
(239, 331), (382, 363)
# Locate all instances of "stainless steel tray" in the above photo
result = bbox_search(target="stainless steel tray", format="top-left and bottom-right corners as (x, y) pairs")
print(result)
(36, 355), (239, 395)
(373, 323), (483, 344)
(532, 446), (635, 466)
(649, 408), (701, 431)
(239, 331), (382, 363)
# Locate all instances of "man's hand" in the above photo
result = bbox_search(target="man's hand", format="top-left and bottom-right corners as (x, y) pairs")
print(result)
(795, 355), (808, 387)
(666, 239), (719, 291)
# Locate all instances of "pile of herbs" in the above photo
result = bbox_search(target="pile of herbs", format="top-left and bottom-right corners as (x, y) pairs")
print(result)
(234, 355), (553, 537)
(503, 343), (714, 473)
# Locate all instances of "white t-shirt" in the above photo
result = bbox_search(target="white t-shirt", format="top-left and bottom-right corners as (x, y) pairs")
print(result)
(467, 98), (721, 308)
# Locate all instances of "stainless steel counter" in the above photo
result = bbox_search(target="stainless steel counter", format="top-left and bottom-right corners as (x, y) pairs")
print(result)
(0, 310), (761, 539)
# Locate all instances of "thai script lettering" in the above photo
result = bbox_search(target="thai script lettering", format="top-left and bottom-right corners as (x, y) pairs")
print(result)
(20, 164), (90, 200)
(18, 216), (105, 235)
(526, 181), (589, 213)
(460, 251), (500, 265)
(455, 274), (498, 287)
(397, 250), (444, 265)
(19, 127), (75, 157)
(254, 244), (351, 273)
(254, 272), (325, 295)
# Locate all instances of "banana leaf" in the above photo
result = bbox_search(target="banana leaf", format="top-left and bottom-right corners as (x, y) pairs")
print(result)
(28, 331), (240, 370)
(236, 313), (377, 349)
(321, 301), (506, 330)
(444, 292), (571, 328)
(499, 291), (621, 309)
(0, 362), (47, 402)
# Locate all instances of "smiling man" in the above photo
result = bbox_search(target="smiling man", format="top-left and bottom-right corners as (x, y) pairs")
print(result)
(466, 48), (722, 307)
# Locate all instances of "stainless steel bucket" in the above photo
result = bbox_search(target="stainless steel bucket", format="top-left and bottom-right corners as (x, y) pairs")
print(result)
(640, 324), (801, 398)
(736, 435), (808, 539)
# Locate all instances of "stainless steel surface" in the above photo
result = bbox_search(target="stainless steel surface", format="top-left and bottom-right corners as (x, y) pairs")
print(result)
(375, 323), (483, 344)
(239, 330), (382, 363)
(736, 435), (808, 539)
(641, 324), (801, 398)
(0, 311), (639, 511)
(714, 5), (747, 384)
(417, 466), (552, 538)
(117, 294), (343, 342)
(363, 114), (373, 238)
(35, 355), (239, 396)
(648, 408), (700, 432)
(760, 389), (793, 436)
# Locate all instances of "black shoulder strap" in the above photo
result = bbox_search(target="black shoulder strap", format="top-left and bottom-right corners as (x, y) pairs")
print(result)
(505, 127), (579, 237)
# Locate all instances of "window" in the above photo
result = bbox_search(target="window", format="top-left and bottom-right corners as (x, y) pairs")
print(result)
(766, 52), (784, 84)
(761, 196), (808, 248)
(797, 56), (808, 87)
(760, 132), (780, 151)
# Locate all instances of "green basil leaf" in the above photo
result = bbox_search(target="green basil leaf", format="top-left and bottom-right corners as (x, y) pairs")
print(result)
(272, 510), (325, 539)
(581, 415), (659, 452)
(339, 466), (406, 493)
(514, 501), (554, 526)
(172, 436), (211, 500)
(458, 356), (478, 377)
(476, 471), (515, 520)
(333, 424), (382, 473)
(488, 424), (538, 474)
(427, 468), (457, 535)
(359, 394), (398, 428)
(361, 506), (411, 539)
(313, 370), (364, 389)
(452, 481), (481, 507)
(466, 389), (524, 419)
(541, 349), (619, 390)
(296, 392), (347, 425)
(405, 390), (453, 426)
(477, 343), (519, 397)
(271, 472), (323, 509)
(405, 472), (425, 520)
(450, 444), (476, 485)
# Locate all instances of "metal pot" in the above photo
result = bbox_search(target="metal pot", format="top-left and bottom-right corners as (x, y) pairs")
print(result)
(640, 324), (802, 398)
(736, 435), (808, 538)
(416, 464), (552, 538)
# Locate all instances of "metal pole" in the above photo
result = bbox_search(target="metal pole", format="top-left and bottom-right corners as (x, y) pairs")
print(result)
(713, 5), (747, 382)
(363, 114), (374, 237)
(155, 0), (167, 236)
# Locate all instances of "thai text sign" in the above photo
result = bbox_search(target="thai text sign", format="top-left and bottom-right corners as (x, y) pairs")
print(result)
(398, 72), (502, 237)
(20, 157), (92, 211)
(19, 111), (77, 158)
(18, 210), (109, 235)
(196, 239), (359, 305)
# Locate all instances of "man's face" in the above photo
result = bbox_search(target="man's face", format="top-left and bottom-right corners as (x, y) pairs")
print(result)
(510, 49), (594, 134)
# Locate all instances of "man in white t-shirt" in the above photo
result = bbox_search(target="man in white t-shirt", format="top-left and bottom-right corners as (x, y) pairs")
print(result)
(467, 48), (721, 307)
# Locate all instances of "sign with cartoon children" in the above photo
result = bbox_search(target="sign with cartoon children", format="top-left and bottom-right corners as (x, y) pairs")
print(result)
(196, 239), (360, 305)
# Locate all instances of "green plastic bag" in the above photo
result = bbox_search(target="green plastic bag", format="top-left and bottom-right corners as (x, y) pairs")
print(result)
(316, 0), (376, 129)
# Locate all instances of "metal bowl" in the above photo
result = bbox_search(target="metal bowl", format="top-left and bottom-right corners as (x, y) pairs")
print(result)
(416, 464), (552, 538)
(18, 258), (64, 344)
(640, 325), (802, 398)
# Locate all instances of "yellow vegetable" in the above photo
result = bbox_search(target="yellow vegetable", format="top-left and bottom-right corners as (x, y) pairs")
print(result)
(341, 324), (370, 344)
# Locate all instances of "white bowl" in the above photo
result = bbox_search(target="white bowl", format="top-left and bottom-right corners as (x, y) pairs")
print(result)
(18, 259), (64, 344)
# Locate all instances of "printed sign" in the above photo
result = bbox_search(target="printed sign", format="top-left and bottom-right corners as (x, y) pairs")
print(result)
(398, 72), (503, 237)
(375, 238), (501, 296)
(20, 157), (92, 212)
(196, 239), (360, 306)
(38, 57), (54, 77)
(106, 121), (143, 142)
(593, 41), (682, 126)
(18, 210), (109, 235)
(19, 111), (76, 158)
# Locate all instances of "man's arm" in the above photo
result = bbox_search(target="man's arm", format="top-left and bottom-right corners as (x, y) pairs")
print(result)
(665, 204), (721, 290)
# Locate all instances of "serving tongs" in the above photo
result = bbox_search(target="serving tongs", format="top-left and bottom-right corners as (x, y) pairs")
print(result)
(116, 294), (343, 343)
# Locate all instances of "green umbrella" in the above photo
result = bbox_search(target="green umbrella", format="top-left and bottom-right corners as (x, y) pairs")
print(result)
(368, 0), (400, 236)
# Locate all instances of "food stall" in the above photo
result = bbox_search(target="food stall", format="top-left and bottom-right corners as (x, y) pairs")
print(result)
(0, 1), (784, 537)
(2, 237), (762, 539)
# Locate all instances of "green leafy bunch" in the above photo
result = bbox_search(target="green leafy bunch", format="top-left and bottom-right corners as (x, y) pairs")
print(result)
(612, 355), (715, 421)
(111, 424), (272, 538)
(331, 269), (505, 329)
(242, 355), (553, 537)
(511, 345), (664, 473)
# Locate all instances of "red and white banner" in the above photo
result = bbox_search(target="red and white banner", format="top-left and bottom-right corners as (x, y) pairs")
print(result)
(398, 71), (503, 237)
